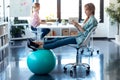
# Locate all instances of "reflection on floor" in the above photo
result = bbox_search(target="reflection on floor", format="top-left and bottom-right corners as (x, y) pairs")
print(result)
(0, 40), (120, 80)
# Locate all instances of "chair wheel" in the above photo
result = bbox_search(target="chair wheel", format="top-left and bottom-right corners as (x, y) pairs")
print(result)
(63, 67), (67, 72)
(90, 52), (93, 56)
(87, 66), (90, 70)
(97, 50), (99, 54)
(86, 69), (90, 75)
(73, 66), (76, 69)
(81, 49), (84, 54)
(70, 70), (73, 76)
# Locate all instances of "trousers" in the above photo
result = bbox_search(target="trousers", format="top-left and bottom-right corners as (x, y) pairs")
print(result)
(43, 37), (77, 49)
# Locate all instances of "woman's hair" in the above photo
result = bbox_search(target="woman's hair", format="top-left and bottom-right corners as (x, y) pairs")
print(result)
(33, 3), (40, 8)
(84, 3), (95, 15)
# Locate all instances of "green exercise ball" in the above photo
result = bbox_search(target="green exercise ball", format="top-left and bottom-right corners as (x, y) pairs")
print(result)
(27, 49), (56, 75)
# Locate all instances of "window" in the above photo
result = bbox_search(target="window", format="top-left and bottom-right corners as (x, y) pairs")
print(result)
(0, 0), (4, 21)
(61, 0), (79, 19)
(37, 0), (104, 22)
(38, 0), (57, 20)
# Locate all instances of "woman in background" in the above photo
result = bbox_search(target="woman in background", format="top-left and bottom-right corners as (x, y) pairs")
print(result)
(28, 3), (98, 51)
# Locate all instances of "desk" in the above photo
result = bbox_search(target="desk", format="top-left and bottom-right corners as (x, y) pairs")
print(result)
(39, 23), (75, 28)
(112, 40), (120, 46)
(37, 23), (78, 38)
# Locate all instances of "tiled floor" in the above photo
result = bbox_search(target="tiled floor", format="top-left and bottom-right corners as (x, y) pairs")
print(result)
(0, 40), (120, 80)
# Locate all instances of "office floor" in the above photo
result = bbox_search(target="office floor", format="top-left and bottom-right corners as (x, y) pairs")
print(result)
(0, 39), (120, 80)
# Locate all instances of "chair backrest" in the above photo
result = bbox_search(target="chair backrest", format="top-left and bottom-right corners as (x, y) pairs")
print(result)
(80, 27), (97, 47)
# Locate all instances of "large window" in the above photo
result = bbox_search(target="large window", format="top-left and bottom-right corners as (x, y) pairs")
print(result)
(61, 0), (79, 19)
(38, 0), (104, 22)
(39, 0), (57, 20)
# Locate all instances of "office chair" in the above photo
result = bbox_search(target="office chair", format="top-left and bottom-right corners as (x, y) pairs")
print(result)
(63, 27), (98, 76)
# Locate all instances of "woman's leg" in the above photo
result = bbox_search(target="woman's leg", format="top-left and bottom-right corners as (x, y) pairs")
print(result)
(43, 37), (77, 49)
(44, 38), (64, 44)
(28, 37), (65, 49)
(41, 28), (50, 39)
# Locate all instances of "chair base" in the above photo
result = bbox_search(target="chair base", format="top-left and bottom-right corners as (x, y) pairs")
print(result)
(63, 62), (90, 77)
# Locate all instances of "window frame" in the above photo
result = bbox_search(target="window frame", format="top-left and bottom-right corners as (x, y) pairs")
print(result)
(59, 0), (104, 23)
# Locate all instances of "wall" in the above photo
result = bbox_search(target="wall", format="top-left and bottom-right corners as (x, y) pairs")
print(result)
(93, 0), (109, 38)
(96, 0), (119, 38)
(10, 0), (32, 17)
(94, 0), (119, 38)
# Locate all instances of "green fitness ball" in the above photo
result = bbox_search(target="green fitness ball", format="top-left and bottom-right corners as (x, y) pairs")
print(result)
(27, 49), (56, 75)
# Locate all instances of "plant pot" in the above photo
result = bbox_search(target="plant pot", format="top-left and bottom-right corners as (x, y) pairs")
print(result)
(115, 35), (120, 42)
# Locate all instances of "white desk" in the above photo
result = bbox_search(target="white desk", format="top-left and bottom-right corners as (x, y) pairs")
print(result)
(112, 40), (120, 46)
(38, 23), (75, 28)
(35, 24), (79, 40)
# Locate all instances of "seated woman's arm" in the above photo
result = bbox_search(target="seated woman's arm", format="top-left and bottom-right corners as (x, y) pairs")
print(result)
(71, 20), (84, 32)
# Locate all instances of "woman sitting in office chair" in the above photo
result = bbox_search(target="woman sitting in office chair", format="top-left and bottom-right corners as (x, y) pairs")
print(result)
(28, 3), (98, 51)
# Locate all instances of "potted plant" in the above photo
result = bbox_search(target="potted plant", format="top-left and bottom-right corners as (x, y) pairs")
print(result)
(105, 0), (120, 41)
(10, 17), (29, 38)
(10, 25), (25, 38)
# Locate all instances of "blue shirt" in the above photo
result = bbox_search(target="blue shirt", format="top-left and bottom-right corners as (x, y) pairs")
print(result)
(75, 15), (98, 45)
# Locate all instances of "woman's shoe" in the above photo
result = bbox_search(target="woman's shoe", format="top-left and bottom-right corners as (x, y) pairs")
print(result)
(28, 38), (35, 42)
(27, 41), (37, 51)
(28, 39), (39, 48)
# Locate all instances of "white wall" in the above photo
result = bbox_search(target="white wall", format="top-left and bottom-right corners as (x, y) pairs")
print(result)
(94, 0), (109, 38)
(107, 0), (118, 38)
(95, 0), (118, 38)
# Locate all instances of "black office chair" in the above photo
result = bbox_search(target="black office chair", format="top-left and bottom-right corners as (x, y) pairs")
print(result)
(63, 27), (99, 76)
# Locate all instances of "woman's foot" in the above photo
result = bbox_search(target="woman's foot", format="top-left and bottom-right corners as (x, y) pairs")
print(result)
(38, 44), (43, 49)
(35, 42), (43, 45)
(27, 41), (37, 51)
(28, 38), (35, 42)
(28, 39), (39, 48)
